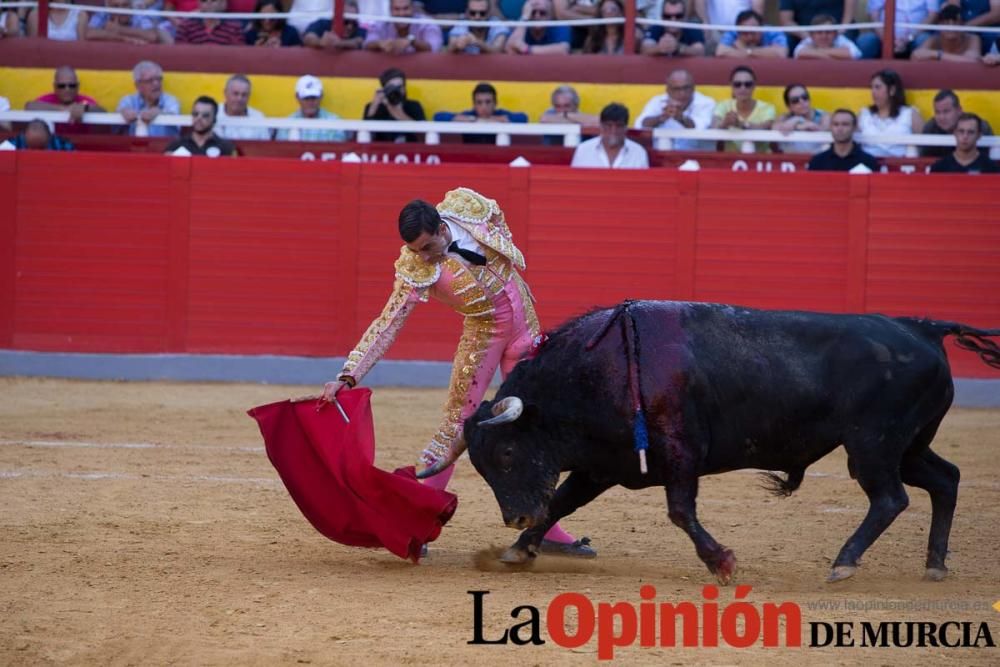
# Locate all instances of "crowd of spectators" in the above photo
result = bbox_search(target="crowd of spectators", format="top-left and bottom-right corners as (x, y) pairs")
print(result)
(3, 57), (995, 174)
(0, 0), (996, 171)
(2, 0), (998, 62)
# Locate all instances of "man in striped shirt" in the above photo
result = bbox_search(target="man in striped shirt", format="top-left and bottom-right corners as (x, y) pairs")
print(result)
(176, 0), (244, 45)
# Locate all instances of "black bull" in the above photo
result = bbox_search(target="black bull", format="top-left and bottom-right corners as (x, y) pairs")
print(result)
(454, 301), (999, 583)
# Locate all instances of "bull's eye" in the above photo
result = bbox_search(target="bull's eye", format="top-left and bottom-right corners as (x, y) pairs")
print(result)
(500, 446), (514, 471)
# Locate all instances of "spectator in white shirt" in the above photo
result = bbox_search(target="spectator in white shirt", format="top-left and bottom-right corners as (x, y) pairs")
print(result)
(571, 103), (650, 169)
(216, 75), (272, 141)
(793, 14), (863, 59)
(634, 68), (716, 151)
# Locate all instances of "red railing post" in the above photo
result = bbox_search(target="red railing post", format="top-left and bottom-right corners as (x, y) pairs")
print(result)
(624, 0), (635, 54)
(0, 154), (16, 348)
(333, 0), (344, 37)
(38, 0), (49, 38)
(881, 0), (896, 59)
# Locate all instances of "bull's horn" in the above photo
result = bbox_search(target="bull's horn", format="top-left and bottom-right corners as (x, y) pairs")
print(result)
(416, 435), (468, 479)
(478, 396), (524, 427)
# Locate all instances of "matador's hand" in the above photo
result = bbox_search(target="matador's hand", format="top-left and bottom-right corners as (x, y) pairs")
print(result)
(321, 380), (349, 403)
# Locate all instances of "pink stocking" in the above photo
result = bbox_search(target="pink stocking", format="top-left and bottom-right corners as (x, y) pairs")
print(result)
(543, 522), (575, 544)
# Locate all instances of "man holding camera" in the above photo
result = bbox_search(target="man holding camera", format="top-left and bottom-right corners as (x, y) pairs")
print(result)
(363, 68), (427, 143)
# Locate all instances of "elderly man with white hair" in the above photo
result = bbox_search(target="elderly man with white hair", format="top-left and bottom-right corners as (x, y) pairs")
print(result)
(216, 75), (272, 141)
(116, 60), (180, 137)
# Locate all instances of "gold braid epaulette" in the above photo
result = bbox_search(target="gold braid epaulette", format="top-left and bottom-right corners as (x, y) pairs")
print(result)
(437, 187), (525, 271)
(394, 246), (441, 288)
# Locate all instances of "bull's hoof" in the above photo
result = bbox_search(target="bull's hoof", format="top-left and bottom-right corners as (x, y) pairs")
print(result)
(499, 545), (536, 564)
(923, 567), (948, 582)
(713, 549), (737, 585)
(827, 565), (858, 583)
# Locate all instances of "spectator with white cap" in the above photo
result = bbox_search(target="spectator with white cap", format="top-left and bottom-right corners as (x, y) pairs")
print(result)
(276, 75), (348, 142)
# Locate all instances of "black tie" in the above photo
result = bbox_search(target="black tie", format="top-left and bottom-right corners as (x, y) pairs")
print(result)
(448, 241), (487, 266)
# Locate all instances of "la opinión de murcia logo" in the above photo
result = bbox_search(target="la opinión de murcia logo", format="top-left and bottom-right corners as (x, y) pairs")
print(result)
(468, 587), (997, 660)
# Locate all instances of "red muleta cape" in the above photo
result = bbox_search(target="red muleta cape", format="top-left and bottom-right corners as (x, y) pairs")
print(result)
(248, 388), (457, 562)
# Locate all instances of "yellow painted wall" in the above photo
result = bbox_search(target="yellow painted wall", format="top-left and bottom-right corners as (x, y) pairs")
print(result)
(3, 67), (999, 129)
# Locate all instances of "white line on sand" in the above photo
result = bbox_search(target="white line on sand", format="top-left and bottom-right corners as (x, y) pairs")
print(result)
(0, 468), (280, 485)
(0, 439), (263, 452)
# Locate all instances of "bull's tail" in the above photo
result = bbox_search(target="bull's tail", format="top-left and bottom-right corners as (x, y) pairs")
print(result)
(759, 468), (805, 498)
(899, 318), (1000, 370)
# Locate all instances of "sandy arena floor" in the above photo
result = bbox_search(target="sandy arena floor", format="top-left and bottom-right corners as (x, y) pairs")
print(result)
(1, 377), (998, 666)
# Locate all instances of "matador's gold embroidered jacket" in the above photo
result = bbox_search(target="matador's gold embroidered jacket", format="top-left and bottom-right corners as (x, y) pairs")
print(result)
(339, 188), (541, 457)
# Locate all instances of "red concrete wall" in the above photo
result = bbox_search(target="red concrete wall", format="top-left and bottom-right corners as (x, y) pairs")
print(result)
(1, 152), (997, 378)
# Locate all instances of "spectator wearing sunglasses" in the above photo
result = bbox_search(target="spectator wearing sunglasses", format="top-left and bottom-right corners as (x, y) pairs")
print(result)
(716, 9), (789, 58)
(446, 0), (511, 53)
(26, 66), (106, 134)
(640, 0), (706, 56)
(506, 0), (571, 54)
(774, 84), (830, 153)
(303, 0), (367, 51)
(710, 65), (776, 153)
(165, 96), (237, 157)
(793, 14), (862, 59)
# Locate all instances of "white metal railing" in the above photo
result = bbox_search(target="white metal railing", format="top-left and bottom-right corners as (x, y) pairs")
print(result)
(0, 110), (585, 146)
(4, 2), (997, 36)
(0, 3), (624, 28)
(651, 128), (1000, 158)
(4, 111), (999, 156)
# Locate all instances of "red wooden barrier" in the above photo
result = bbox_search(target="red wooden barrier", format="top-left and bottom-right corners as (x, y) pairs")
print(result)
(2, 152), (997, 378)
